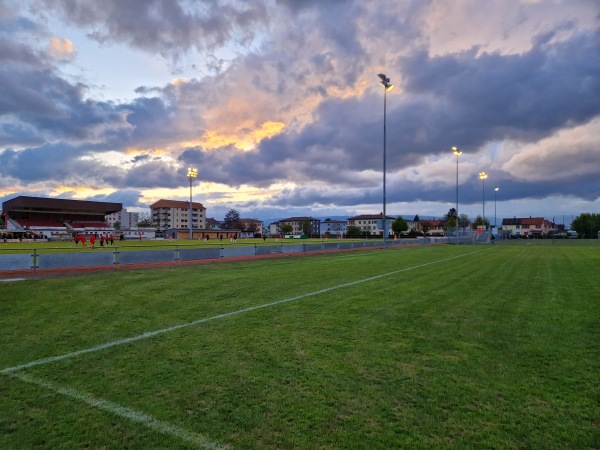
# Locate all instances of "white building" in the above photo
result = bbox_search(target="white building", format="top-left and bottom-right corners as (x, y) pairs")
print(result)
(105, 209), (139, 229)
(347, 214), (394, 236)
(150, 199), (206, 232)
(320, 219), (347, 236)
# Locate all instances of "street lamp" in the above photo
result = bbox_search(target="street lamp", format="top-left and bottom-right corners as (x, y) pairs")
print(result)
(452, 146), (462, 230)
(479, 171), (488, 228)
(494, 187), (499, 231)
(378, 73), (393, 247)
(187, 167), (198, 240)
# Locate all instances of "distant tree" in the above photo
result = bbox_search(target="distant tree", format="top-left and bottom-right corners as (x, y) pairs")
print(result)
(458, 214), (470, 228)
(444, 208), (456, 220)
(224, 209), (240, 229)
(413, 214), (420, 222)
(301, 220), (312, 235)
(346, 225), (362, 237)
(113, 221), (121, 230)
(471, 215), (490, 229)
(444, 217), (457, 230)
(419, 220), (433, 235)
(246, 221), (259, 234)
(443, 208), (461, 230)
(571, 213), (600, 238)
(391, 217), (408, 235)
(137, 212), (153, 227)
(281, 224), (293, 235)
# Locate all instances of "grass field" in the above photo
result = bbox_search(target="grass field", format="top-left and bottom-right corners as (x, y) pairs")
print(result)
(1, 244), (598, 449)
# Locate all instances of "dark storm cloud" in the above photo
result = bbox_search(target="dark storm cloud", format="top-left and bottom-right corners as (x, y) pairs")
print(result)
(3, 0), (599, 219)
(122, 161), (182, 189)
(193, 26), (600, 204)
(0, 144), (99, 182)
(0, 34), (44, 66)
(35, 0), (268, 58)
(86, 189), (145, 207)
(399, 29), (600, 148)
(0, 28), (193, 155)
(276, 0), (351, 12)
(0, 39), (131, 148)
(114, 97), (178, 146)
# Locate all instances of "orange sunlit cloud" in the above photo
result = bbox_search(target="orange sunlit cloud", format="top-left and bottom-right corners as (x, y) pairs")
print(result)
(48, 36), (74, 61)
(180, 120), (285, 150)
(140, 182), (281, 206)
(123, 147), (170, 156)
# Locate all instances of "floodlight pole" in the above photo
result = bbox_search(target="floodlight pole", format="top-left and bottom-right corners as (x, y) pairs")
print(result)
(378, 73), (393, 248)
(187, 167), (198, 240)
(494, 187), (499, 231)
(479, 171), (488, 229)
(452, 147), (462, 231)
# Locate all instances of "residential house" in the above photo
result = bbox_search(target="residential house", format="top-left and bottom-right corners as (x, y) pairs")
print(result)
(238, 218), (264, 237)
(419, 219), (445, 236)
(206, 217), (222, 230)
(501, 217), (555, 237)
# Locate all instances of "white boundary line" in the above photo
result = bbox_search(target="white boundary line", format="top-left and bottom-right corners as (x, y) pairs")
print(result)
(1, 249), (485, 448)
(4, 371), (225, 449)
(1, 249), (484, 375)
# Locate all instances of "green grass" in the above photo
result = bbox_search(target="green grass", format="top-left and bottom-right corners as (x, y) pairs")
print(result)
(0, 245), (598, 449)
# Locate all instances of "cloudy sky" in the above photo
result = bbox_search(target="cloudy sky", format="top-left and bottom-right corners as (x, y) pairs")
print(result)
(1, 0), (599, 226)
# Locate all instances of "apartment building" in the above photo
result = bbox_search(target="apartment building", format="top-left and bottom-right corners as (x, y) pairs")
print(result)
(105, 209), (139, 229)
(347, 214), (394, 236)
(150, 199), (206, 232)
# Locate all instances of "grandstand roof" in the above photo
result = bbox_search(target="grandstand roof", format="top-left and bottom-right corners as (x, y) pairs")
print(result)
(2, 196), (122, 215)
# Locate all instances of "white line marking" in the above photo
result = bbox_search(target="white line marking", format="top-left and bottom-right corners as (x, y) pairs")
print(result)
(4, 371), (225, 449)
(1, 250), (483, 374)
(0, 278), (26, 282)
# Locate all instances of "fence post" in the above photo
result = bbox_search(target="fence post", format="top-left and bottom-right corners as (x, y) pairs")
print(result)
(113, 246), (120, 267)
(174, 245), (180, 262)
(31, 248), (39, 276)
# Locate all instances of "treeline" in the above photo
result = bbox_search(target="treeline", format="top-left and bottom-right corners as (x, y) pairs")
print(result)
(571, 213), (600, 238)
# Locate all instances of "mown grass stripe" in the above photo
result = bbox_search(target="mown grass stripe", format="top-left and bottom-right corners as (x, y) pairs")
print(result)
(1, 249), (484, 374)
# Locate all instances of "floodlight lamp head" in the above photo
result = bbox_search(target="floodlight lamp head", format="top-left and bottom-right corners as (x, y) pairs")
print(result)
(378, 73), (386, 80)
(452, 146), (462, 156)
(479, 171), (488, 180)
(187, 167), (198, 178)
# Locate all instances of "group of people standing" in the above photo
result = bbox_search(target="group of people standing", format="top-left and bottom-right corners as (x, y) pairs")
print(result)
(74, 232), (116, 248)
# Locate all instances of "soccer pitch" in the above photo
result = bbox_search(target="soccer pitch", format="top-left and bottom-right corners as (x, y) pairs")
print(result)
(1, 245), (598, 449)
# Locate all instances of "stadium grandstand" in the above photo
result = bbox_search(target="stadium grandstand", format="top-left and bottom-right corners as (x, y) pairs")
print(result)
(2, 196), (122, 241)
